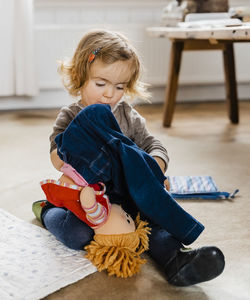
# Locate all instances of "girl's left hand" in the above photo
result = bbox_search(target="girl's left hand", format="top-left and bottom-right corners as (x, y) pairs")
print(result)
(164, 178), (170, 191)
(153, 156), (170, 190)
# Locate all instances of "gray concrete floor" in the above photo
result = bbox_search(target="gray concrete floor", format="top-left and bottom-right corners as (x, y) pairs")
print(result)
(1, 101), (250, 300)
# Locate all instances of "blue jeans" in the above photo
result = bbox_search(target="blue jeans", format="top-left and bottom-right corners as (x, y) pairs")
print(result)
(54, 104), (204, 245)
(43, 207), (182, 267)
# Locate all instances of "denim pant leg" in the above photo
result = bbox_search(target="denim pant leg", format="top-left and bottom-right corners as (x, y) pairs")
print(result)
(55, 104), (204, 245)
(42, 207), (94, 250)
(148, 223), (183, 267)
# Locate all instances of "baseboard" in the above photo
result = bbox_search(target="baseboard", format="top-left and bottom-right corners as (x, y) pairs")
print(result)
(144, 82), (250, 104)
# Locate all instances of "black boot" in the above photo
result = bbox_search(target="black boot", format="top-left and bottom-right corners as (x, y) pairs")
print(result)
(164, 246), (225, 286)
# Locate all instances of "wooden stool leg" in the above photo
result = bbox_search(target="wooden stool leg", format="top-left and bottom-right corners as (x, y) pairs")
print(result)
(163, 40), (184, 127)
(223, 43), (239, 123)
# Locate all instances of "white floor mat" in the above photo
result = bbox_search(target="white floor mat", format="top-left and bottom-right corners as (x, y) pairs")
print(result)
(0, 208), (97, 300)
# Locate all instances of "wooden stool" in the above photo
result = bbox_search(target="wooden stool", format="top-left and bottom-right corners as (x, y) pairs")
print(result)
(165, 39), (238, 127)
(147, 25), (250, 127)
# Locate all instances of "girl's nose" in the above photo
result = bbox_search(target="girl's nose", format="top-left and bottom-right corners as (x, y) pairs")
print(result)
(103, 85), (114, 99)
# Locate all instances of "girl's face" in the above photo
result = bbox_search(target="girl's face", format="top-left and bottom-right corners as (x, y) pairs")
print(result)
(80, 59), (132, 107)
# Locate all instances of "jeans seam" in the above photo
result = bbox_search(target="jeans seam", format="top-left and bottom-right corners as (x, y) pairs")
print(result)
(107, 139), (117, 146)
(95, 161), (111, 176)
(182, 222), (199, 241)
(89, 151), (103, 169)
(89, 151), (110, 177)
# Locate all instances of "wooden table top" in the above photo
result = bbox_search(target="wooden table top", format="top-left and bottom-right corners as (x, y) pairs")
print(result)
(147, 23), (250, 41)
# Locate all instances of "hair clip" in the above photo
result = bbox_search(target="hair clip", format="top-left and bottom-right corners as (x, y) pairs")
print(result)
(88, 48), (101, 63)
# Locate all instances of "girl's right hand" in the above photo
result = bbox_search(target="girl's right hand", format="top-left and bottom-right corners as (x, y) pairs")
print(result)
(164, 178), (170, 191)
(50, 149), (64, 170)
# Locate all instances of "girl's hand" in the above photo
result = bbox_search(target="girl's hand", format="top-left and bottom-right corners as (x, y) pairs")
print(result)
(50, 149), (64, 171)
(164, 178), (170, 191)
(153, 156), (166, 173)
(153, 156), (170, 191)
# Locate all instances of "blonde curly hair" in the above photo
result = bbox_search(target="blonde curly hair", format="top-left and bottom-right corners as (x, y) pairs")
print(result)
(58, 29), (150, 101)
(84, 215), (151, 278)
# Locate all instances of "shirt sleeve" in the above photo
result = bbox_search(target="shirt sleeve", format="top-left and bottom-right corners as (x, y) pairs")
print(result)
(115, 102), (169, 171)
(49, 105), (80, 153)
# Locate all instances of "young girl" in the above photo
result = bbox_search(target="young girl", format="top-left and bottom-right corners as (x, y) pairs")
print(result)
(33, 29), (225, 286)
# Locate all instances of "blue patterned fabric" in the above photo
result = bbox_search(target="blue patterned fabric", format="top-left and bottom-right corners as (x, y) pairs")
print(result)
(167, 176), (239, 200)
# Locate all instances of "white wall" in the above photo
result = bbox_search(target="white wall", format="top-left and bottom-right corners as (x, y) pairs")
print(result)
(1, 0), (250, 110)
